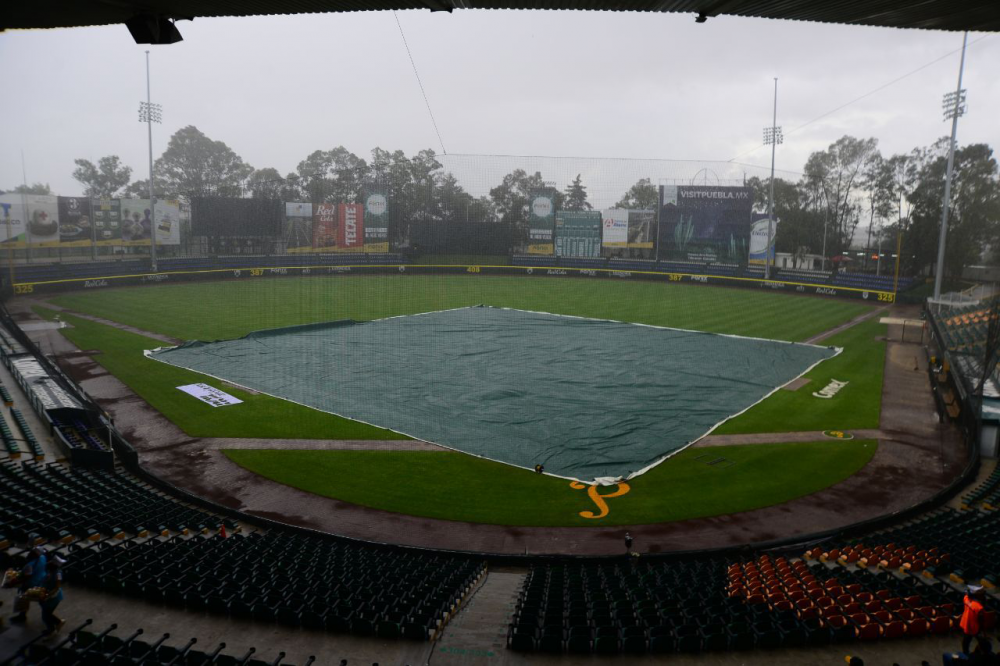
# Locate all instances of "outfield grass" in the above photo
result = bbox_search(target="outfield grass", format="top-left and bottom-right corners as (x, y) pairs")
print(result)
(42, 310), (406, 440)
(223, 439), (878, 527)
(711, 316), (886, 434)
(48, 275), (872, 343)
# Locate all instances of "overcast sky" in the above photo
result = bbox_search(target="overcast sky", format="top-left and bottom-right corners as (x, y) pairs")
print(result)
(1, 10), (997, 206)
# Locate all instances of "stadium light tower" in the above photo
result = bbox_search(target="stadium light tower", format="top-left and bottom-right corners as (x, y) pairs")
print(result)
(933, 31), (969, 301)
(138, 50), (162, 272)
(763, 78), (782, 280)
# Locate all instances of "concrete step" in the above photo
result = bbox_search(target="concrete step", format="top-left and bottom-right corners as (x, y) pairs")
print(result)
(432, 569), (526, 666)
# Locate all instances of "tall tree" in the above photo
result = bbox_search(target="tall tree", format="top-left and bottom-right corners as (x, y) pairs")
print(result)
(154, 125), (253, 199)
(296, 146), (369, 205)
(72, 156), (132, 198)
(802, 135), (880, 256)
(4, 183), (52, 195)
(246, 167), (285, 199)
(904, 140), (1000, 278)
(562, 174), (592, 211)
(614, 178), (658, 210)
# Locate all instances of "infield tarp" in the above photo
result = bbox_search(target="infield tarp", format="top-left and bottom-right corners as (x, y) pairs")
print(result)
(146, 307), (839, 483)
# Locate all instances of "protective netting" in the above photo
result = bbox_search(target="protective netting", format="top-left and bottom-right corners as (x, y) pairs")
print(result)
(147, 306), (838, 483)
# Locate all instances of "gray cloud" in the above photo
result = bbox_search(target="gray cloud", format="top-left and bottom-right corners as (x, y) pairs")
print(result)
(1, 10), (997, 197)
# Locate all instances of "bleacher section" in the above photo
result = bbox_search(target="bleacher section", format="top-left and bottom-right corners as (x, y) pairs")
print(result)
(8, 619), (316, 666)
(963, 466), (1000, 509)
(833, 272), (914, 292)
(0, 459), (485, 643)
(0, 461), (228, 543)
(508, 546), (996, 655)
(66, 532), (484, 640)
(934, 301), (997, 356)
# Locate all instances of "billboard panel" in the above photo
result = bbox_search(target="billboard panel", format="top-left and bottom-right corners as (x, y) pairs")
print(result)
(627, 210), (655, 249)
(57, 197), (93, 246)
(527, 189), (556, 255)
(748, 214), (777, 264)
(602, 209), (629, 247)
(555, 210), (602, 258)
(91, 198), (123, 246)
(364, 191), (389, 253)
(337, 204), (364, 251)
(25, 195), (60, 247)
(0, 195), (28, 248)
(190, 197), (284, 237)
(658, 185), (752, 263)
(285, 202), (313, 218)
(154, 200), (182, 245)
(312, 204), (338, 249)
(119, 199), (154, 244)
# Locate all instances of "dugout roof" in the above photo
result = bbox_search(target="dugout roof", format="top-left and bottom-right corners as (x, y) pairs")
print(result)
(4, 0), (999, 34)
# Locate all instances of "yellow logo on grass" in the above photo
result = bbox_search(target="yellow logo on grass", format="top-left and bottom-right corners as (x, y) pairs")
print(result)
(570, 481), (630, 519)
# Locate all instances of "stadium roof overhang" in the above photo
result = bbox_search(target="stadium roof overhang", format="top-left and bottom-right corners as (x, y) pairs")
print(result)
(3, 0), (998, 44)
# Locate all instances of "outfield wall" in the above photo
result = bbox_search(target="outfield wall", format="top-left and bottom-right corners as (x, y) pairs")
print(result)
(8, 261), (897, 303)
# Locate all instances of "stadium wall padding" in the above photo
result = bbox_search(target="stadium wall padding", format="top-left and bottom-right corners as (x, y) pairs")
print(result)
(7, 260), (896, 303)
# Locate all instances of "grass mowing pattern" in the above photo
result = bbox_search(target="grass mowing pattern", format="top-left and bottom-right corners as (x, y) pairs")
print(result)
(48, 275), (871, 343)
(223, 440), (878, 527)
(42, 310), (405, 440)
(712, 316), (886, 434)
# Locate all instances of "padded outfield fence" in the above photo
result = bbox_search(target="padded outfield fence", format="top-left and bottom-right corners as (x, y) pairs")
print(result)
(4, 255), (905, 302)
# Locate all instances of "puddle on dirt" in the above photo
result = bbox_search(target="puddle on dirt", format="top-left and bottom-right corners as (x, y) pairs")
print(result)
(18, 320), (69, 332)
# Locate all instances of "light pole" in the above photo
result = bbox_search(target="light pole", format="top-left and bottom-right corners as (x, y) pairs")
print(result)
(763, 78), (782, 280)
(138, 50), (162, 272)
(933, 31), (968, 300)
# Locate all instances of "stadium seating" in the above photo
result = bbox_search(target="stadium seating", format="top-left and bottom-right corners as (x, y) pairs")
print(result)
(831, 272), (915, 292)
(0, 461), (227, 544)
(0, 459), (485, 643)
(10, 408), (45, 460)
(508, 544), (995, 655)
(60, 531), (483, 640)
(7, 619), (318, 666)
(963, 466), (1000, 509)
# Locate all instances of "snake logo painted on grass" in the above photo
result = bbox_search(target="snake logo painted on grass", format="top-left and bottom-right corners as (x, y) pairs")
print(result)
(570, 481), (631, 519)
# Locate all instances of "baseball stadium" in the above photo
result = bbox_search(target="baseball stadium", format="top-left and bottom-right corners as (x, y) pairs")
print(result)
(1, 3), (999, 666)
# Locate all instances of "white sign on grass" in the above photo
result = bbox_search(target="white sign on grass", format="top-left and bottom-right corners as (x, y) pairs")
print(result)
(177, 383), (243, 407)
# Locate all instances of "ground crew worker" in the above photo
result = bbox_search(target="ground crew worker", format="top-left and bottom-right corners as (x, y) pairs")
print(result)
(961, 584), (987, 655)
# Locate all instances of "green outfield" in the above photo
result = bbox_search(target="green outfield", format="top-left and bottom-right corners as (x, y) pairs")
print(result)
(223, 440), (878, 527)
(48, 275), (869, 342)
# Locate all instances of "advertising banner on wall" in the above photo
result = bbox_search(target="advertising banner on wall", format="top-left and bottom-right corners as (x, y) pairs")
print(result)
(602, 209), (629, 247)
(119, 199), (153, 244)
(658, 185), (753, 263)
(57, 197), (93, 246)
(312, 203), (338, 250)
(748, 214), (778, 265)
(337, 204), (365, 251)
(527, 189), (556, 255)
(0, 195), (28, 248)
(363, 190), (389, 253)
(627, 210), (655, 249)
(555, 210), (602, 258)
(24, 195), (60, 247)
(285, 202), (313, 218)
(91, 198), (123, 246)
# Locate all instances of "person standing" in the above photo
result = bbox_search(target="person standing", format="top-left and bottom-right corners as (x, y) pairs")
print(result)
(624, 532), (633, 554)
(39, 560), (65, 636)
(10, 547), (47, 624)
(961, 585), (987, 655)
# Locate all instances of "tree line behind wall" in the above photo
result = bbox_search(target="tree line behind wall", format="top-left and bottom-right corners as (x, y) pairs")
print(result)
(7, 126), (995, 278)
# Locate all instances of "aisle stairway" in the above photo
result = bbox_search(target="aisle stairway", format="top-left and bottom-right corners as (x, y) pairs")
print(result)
(433, 569), (527, 665)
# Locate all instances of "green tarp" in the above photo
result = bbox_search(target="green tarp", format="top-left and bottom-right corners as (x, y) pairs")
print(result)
(148, 306), (838, 483)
